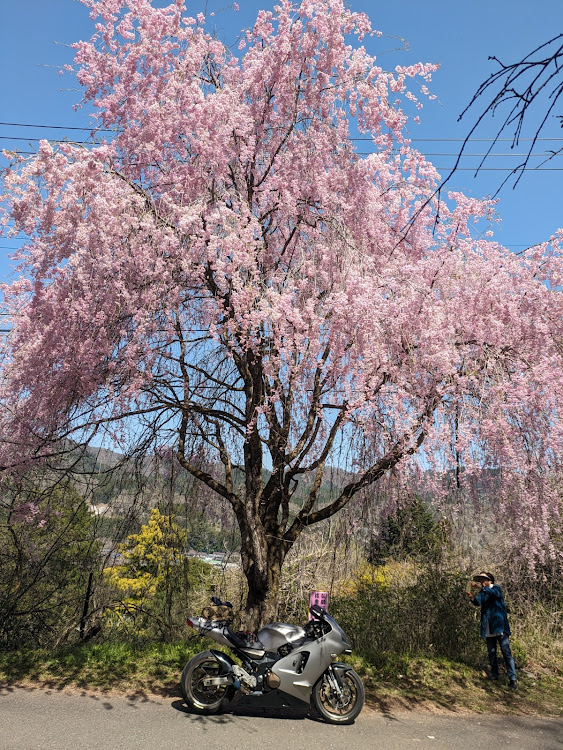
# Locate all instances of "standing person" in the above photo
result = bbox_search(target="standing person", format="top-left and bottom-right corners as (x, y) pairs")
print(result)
(468, 571), (518, 690)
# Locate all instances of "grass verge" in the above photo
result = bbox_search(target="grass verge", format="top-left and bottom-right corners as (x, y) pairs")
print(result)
(349, 654), (563, 717)
(0, 641), (201, 697)
(0, 642), (561, 717)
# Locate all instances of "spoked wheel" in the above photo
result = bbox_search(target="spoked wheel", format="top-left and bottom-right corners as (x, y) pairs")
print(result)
(180, 650), (234, 715)
(312, 667), (365, 724)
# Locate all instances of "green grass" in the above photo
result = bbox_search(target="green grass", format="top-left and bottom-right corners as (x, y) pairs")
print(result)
(348, 653), (563, 717)
(0, 641), (202, 697)
(0, 642), (561, 716)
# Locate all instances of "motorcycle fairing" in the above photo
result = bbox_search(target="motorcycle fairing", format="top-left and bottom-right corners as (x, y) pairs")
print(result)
(256, 622), (307, 652)
(202, 649), (310, 708)
(270, 633), (339, 703)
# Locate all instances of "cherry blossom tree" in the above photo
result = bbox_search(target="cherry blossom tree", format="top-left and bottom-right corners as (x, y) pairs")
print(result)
(1, 0), (563, 626)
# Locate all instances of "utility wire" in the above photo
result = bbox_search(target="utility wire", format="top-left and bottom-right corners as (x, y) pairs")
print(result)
(3, 136), (562, 159)
(1, 121), (563, 143)
(0, 121), (115, 133)
(0, 239), (549, 249)
(0, 136), (104, 145)
(355, 137), (563, 142)
(4, 149), (562, 169)
(435, 167), (563, 171)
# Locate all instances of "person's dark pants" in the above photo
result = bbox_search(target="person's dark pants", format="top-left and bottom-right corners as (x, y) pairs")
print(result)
(486, 634), (517, 681)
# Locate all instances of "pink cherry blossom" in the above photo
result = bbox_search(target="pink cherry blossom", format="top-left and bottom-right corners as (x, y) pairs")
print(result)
(1, 0), (562, 620)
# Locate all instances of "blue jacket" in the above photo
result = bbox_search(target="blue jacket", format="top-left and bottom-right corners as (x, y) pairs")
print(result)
(470, 584), (511, 638)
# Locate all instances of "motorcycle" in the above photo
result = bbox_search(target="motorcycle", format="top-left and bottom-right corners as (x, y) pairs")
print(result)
(181, 597), (365, 724)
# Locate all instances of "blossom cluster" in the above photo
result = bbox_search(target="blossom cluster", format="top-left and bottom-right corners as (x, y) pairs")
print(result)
(1, 0), (562, 562)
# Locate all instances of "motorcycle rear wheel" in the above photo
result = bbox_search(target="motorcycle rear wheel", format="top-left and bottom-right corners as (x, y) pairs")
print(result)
(312, 667), (365, 724)
(180, 651), (235, 715)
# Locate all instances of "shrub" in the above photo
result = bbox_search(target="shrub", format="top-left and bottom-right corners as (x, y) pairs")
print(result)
(368, 496), (448, 566)
(0, 481), (101, 649)
(332, 563), (482, 666)
(103, 509), (216, 640)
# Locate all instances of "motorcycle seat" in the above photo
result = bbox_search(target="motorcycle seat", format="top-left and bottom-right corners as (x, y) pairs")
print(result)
(225, 627), (265, 651)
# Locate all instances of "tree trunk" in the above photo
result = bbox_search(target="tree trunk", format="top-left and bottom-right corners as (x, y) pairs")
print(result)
(239, 530), (288, 631)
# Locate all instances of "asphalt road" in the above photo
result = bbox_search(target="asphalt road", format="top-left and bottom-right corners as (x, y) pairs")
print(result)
(0, 687), (561, 750)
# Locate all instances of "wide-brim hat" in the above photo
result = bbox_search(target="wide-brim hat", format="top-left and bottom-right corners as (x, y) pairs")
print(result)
(472, 572), (492, 582)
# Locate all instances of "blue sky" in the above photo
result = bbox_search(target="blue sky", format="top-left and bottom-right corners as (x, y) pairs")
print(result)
(0, 0), (561, 283)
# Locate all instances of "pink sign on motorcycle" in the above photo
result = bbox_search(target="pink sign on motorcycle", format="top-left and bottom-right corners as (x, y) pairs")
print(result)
(309, 590), (329, 618)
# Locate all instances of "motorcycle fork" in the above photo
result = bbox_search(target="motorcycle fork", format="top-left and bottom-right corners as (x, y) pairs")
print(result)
(326, 665), (345, 700)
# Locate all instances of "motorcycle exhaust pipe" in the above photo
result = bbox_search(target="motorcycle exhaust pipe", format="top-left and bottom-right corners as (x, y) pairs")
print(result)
(202, 675), (235, 687)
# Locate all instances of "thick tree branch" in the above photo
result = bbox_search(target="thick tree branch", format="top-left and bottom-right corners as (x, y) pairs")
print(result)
(285, 393), (440, 541)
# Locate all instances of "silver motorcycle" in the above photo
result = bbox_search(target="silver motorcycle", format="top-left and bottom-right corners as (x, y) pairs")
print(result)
(181, 598), (364, 724)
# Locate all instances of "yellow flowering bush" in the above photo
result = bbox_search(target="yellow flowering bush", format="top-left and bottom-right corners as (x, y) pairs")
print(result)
(104, 509), (214, 638)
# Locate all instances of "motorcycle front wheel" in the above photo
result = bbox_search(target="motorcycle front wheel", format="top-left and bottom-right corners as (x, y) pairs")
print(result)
(180, 650), (235, 715)
(312, 667), (365, 724)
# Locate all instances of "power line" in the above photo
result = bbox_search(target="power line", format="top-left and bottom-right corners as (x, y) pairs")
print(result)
(0, 121), (115, 133)
(354, 137), (563, 142)
(4, 149), (562, 170)
(0, 136), (103, 145)
(434, 167), (563, 171)
(1, 120), (563, 143)
(3, 135), (562, 159)
(0, 240), (549, 249)
(410, 153), (562, 158)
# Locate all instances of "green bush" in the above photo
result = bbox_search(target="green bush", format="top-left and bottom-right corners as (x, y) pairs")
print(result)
(368, 496), (448, 566)
(0, 481), (101, 649)
(103, 509), (217, 641)
(332, 564), (483, 666)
